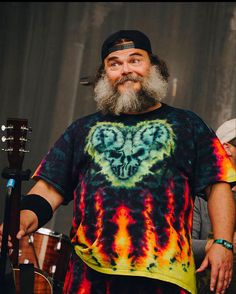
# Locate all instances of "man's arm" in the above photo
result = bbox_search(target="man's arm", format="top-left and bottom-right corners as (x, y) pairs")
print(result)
(196, 182), (235, 294)
(0, 179), (65, 247)
(17, 179), (64, 238)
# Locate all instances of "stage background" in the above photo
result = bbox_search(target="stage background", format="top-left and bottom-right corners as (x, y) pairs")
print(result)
(0, 2), (236, 236)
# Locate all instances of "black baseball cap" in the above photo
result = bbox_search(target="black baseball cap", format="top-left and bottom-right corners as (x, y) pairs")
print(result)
(101, 30), (152, 61)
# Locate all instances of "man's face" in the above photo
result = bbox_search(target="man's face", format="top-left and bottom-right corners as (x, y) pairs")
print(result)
(228, 143), (236, 166)
(94, 46), (168, 115)
(226, 143), (236, 192)
(223, 142), (236, 163)
(104, 47), (152, 94)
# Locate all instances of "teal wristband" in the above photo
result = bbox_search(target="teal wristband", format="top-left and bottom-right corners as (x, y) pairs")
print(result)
(213, 239), (233, 251)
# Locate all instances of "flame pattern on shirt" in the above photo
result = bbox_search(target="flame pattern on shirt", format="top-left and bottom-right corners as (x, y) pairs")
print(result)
(32, 109), (236, 294)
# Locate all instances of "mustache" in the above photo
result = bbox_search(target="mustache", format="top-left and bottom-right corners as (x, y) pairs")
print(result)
(114, 74), (143, 87)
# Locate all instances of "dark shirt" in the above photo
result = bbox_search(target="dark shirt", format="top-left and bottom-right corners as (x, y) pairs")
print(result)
(33, 103), (236, 294)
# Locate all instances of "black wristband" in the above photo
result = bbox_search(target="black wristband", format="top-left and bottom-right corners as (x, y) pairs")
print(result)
(20, 194), (53, 228)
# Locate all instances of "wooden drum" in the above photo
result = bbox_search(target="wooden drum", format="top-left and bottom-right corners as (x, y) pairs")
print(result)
(19, 227), (72, 289)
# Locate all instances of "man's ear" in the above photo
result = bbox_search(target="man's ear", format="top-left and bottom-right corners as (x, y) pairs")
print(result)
(223, 142), (232, 156)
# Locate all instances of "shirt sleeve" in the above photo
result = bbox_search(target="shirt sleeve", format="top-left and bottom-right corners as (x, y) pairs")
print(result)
(188, 111), (236, 195)
(32, 123), (77, 205)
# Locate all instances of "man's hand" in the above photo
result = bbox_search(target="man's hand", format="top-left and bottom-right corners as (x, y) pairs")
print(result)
(16, 209), (39, 239)
(0, 210), (38, 251)
(196, 243), (233, 294)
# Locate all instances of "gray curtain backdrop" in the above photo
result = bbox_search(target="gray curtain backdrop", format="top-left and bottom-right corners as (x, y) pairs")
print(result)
(0, 2), (236, 236)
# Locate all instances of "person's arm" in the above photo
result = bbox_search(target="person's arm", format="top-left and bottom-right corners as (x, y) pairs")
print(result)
(17, 179), (64, 238)
(196, 182), (235, 294)
(192, 196), (207, 265)
(192, 197), (205, 256)
(192, 196), (214, 267)
(0, 179), (64, 248)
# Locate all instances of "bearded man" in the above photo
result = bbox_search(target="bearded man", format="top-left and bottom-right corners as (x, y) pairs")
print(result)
(1, 30), (235, 294)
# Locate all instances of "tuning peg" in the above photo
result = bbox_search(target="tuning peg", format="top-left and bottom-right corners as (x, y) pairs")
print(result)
(19, 137), (30, 142)
(1, 136), (14, 142)
(20, 126), (32, 132)
(1, 148), (13, 152)
(1, 125), (13, 131)
(19, 148), (30, 153)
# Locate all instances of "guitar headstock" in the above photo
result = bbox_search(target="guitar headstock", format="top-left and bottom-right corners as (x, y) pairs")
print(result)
(1, 118), (31, 170)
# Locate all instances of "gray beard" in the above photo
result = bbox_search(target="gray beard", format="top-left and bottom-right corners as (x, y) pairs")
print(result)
(94, 66), (168, 115)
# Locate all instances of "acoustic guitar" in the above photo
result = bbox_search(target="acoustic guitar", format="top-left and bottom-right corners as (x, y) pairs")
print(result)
(1, 118), (52, 293)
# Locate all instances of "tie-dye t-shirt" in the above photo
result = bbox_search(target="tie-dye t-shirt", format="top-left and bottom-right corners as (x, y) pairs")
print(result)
(33, 103), (236, 294)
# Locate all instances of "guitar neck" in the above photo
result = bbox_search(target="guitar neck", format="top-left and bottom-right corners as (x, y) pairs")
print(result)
(2, 118), (30, 267)
(9, 181), (21, 267)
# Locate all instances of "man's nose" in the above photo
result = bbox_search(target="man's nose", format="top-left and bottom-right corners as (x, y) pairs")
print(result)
(121, 62), (132, 74)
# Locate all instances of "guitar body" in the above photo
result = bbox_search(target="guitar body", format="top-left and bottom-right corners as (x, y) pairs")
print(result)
(13, 267), (53, 294)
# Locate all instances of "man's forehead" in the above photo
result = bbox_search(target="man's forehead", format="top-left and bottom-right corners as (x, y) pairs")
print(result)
(105, 47), (149, 61)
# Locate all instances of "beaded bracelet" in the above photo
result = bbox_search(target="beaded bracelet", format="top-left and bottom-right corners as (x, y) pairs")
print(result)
(213, 239), (233, 251)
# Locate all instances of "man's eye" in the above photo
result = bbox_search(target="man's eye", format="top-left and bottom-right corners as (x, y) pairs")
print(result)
(130, 58), (141, 64)
(109, 62), (119, 67)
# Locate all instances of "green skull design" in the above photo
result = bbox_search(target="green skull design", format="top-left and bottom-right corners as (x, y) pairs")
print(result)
(85, 120), (175, 187)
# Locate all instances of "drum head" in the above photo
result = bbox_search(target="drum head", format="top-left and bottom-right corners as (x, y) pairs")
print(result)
(36, 227), (71, 243)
